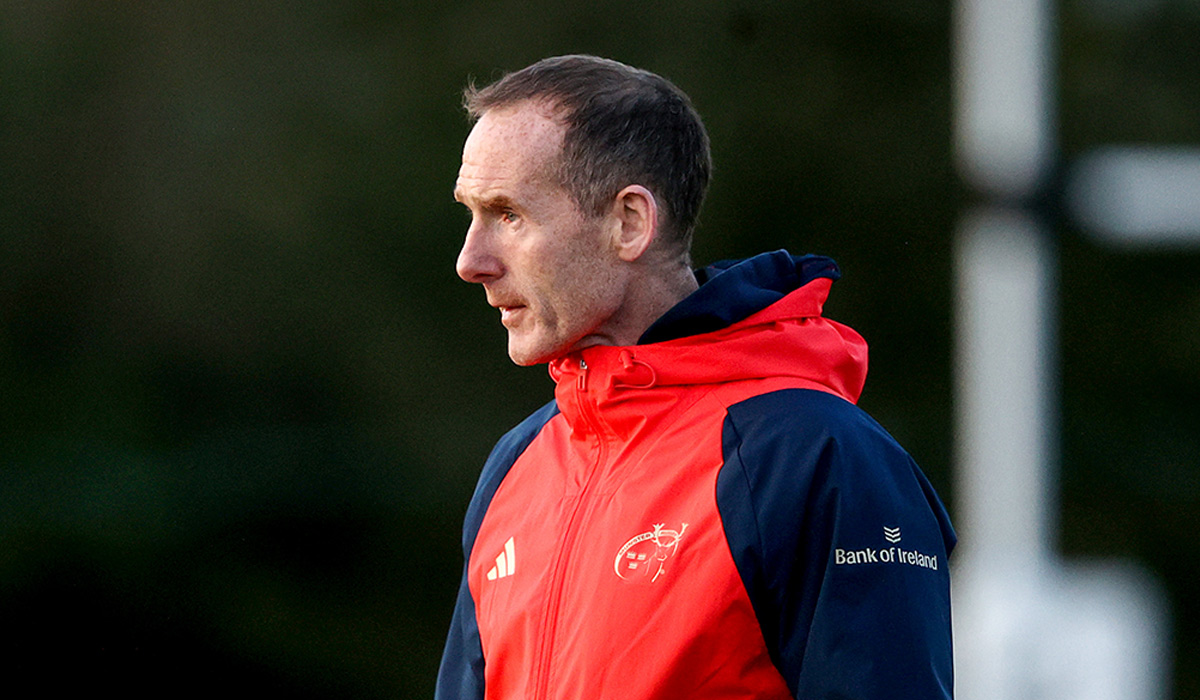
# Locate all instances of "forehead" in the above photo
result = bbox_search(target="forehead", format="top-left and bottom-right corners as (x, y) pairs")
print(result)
(455, 102), (565, 202)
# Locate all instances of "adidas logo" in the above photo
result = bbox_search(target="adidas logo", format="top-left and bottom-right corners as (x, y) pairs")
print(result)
(486, 537), (516, 581)
(884, 526), (902, 544)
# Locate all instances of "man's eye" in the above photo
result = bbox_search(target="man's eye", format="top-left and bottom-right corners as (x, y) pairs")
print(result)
(501, 211), (519, 224)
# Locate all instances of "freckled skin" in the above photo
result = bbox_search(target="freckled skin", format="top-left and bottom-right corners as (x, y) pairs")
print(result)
(454, 102), (632, 366)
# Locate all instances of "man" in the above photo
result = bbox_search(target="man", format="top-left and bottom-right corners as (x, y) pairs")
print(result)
(438, 55), (955, 700)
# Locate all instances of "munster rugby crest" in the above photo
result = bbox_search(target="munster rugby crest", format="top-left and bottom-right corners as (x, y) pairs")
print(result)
(614, 523), (688, 583)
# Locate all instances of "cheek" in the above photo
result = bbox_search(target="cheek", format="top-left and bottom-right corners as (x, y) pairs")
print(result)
(556, 261), (626, 327)
(523, 216), (622, 327)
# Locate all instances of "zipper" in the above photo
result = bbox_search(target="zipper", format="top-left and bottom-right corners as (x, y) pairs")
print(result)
(530, 357), (607, 700)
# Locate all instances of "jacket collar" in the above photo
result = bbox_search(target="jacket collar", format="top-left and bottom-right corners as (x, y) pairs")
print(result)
(548, 250), (867, 417)
(637, 250), (841, 345)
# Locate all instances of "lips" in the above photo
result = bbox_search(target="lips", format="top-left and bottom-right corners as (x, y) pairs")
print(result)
(499, 305), (526, 326)
(487, 290), (527, 327)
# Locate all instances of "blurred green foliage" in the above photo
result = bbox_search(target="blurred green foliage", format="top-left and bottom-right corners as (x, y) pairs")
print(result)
(1, 1), (1197, 697)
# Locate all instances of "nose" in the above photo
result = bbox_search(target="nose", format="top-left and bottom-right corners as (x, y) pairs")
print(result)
(456, 221), (504, 284)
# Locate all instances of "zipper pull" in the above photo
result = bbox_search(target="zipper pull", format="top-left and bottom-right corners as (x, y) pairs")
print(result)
(577, 359), (588, 391)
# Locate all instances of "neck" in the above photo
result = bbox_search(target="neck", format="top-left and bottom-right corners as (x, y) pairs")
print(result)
(604, 258), (699, 347)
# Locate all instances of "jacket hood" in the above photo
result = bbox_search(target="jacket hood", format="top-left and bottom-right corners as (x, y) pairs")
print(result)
(549, 250), (869, 405)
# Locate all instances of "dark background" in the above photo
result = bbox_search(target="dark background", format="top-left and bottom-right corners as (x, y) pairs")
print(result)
(2, 1), (1197, 697)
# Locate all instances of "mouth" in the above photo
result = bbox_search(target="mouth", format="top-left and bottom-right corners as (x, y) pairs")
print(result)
(501, 307), (530, 326)
(496, 304), (527, 327)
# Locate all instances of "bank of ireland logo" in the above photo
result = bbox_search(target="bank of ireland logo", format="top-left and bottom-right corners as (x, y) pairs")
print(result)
(614, 523), (688, 583)
(833, 522), (940, 570)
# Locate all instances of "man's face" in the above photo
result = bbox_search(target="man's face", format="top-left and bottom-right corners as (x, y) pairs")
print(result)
(454, 102), (628, 366)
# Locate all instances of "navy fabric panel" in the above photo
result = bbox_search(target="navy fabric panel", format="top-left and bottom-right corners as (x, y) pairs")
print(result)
(460, 400), (560, 555)
(716, 389), (955, 700)
(637, 251), (840, 345)
(435, 399), (560, 700)
(435, 575), (486, 700)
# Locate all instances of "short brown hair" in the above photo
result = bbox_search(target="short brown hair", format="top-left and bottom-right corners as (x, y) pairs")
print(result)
(464, 55), (712, 256)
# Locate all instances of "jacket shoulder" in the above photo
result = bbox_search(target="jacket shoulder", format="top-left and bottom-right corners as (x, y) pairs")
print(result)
(462, 399), (559, 556)
(716, 388), (956, 699)
(719, 388), (900, 496)
(718, 387), (953, 556)
(725, 386), (886, 448)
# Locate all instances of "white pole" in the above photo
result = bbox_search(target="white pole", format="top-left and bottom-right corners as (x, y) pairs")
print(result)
(953, 1), (1059, 697)
(953, 208), (1056, 569)
(1069, 146), (1200, 247)
(954, 0), (1054, 200)
(953, 1), (1170, 698)
(952, 0), (1056, 569)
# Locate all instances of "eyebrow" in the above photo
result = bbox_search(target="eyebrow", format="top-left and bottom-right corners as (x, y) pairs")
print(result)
(455, 189), (518, 213)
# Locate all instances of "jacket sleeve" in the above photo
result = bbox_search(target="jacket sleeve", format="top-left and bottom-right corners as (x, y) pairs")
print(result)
(434, 569), (484, 700)
(435, 570), (486, 700)
(716, 389), (956, 699)
(435, 400), (561, 700)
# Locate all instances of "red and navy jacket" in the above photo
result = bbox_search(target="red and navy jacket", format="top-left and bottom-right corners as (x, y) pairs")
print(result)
(437, 251), (956, 700)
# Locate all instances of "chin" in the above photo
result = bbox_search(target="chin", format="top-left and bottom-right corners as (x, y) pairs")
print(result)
(507, 353), (542, 367)
(507, 342), (551, 367)
(507, 337), (566, 367)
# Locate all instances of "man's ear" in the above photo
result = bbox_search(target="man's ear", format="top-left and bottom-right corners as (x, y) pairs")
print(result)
(610, 185), (659, 262)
